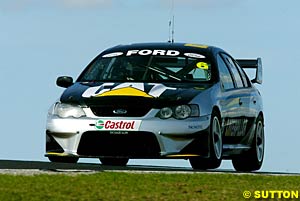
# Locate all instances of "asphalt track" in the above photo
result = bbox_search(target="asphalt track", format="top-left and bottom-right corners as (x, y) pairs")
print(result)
(0, 160), (299, 175)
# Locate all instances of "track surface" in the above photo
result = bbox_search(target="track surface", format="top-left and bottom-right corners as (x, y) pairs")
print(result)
(0, 160), (298, 175)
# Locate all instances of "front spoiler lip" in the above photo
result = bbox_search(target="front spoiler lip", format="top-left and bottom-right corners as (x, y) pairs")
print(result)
(45, 152), (203, 159)
(45, 152), (78, 157)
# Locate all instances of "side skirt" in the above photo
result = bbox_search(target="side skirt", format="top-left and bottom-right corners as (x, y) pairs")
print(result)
(222, 144), (251, 159)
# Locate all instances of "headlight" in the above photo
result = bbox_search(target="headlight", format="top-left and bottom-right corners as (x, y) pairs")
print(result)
(158, 107), (173, 119)
(157, 104), (199, 120)
(53, 103), (86, 118)
(174, 105), (192, 119)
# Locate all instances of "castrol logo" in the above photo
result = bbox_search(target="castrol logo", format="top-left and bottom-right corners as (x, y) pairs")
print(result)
(95, 120), (141, 131)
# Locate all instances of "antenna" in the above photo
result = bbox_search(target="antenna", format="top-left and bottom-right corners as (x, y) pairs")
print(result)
(171, 15), (174, 43)
(168, 0), (175, 43)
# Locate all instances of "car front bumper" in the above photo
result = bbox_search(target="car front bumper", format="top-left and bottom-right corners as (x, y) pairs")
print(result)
(45, 114), (211, 159)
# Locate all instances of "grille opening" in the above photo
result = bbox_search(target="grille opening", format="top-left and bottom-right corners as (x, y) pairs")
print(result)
(90, 105), (151, 117)
(77, 131), (161, 158)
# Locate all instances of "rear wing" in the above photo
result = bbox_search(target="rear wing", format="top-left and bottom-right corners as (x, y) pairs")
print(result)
(236, 58), (262, 84)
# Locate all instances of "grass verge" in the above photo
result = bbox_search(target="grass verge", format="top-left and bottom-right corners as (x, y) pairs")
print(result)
(0, 172), (299, 201)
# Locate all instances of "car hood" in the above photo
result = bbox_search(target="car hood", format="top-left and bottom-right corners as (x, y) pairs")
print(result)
(60, 82), (212, 108)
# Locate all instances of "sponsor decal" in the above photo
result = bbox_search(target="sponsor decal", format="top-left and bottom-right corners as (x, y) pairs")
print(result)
(95, 120), (105, 129)
(97, 87), (153, 98)
(95, 120), (141, 131)
(196, 62), (209, 70)
(184, 43), (209, 49)
(126, 49), (180, 56)
(224, 118), (248, 136)
(102, 52), (124, 58)
(184, 53), (206, 59)
(110, 131), (129, 135)
(102, 50), (206, 59)
(188, 125), (202, 130)
(82, 82), (176, 98)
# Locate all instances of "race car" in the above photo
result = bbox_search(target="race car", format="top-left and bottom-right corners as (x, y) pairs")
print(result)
(46, 42), (264, 171)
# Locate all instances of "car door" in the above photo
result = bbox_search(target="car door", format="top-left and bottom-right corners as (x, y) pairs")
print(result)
(217, 53), (250, 144)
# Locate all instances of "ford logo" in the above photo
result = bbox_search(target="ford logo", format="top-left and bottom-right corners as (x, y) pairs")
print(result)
(113, 109), (128, 115)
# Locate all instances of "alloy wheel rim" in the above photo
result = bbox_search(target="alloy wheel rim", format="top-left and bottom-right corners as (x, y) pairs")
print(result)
(212, 116), (222, 159)
(256, 121), (264, 162)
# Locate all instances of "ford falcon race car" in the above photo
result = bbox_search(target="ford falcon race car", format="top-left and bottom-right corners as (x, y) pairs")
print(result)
(46, 42), (264, 171)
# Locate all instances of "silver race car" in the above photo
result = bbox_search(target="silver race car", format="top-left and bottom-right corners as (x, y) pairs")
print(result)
(46, 43), (264, 171)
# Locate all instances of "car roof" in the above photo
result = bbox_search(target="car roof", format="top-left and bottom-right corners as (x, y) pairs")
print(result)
(101, 42), (224, 56)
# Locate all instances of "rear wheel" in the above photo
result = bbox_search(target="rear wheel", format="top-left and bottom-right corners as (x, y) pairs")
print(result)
(189, 112), (222, 170)
(99, 158), (129, 166)
(232, 116), (264, 171)
(48, 156), (79, 163)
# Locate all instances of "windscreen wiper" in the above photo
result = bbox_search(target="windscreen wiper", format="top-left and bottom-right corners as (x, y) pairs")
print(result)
(136, 64), (182, 81)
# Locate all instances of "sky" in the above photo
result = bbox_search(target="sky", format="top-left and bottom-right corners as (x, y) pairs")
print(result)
(0, 0), (299, 172)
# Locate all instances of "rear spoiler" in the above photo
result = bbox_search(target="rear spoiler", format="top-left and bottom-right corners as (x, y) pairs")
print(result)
(236, 58), (262, 84)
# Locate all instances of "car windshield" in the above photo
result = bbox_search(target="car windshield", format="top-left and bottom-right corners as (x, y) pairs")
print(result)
(78, 53), (213, 83)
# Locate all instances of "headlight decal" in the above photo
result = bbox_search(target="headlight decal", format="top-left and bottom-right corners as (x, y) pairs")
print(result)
(156, 104), (199, 120)
(159, 107), (173, 119)
(174, 105), (192, 119)
(53, 103), (86, 118)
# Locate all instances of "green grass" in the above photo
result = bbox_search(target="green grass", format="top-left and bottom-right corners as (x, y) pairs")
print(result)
(0, 172), (299, 201)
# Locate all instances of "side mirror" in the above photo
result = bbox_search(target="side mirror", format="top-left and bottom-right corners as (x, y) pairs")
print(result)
(56, 76), (73, 88)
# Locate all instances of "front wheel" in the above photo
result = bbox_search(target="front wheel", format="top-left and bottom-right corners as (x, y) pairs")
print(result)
(232, 116), (265, 171)
(99, 158), (129, 166)
(48, 156), (79, 163)
(189, 112), (222, 170)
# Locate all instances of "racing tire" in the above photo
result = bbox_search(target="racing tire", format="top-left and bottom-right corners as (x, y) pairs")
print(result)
(48, 156), (79, 163)
(232, 116), (264, 172)
(99, 158), (129, 166)
(189, 111), (222, 170)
